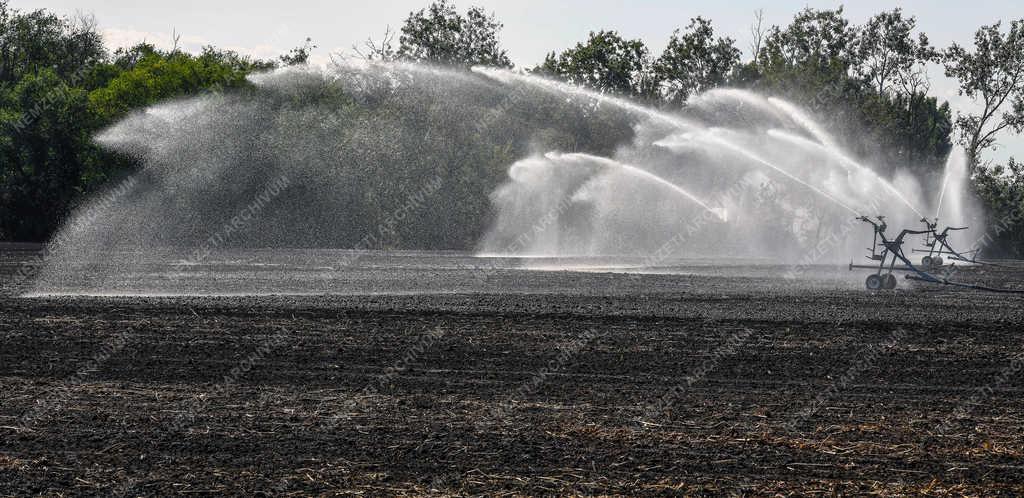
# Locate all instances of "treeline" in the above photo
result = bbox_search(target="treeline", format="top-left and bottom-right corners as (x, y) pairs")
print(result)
(354, 2), (1024, 255)
(1, 1), (1023, 255)
(0, 2), (311, 241)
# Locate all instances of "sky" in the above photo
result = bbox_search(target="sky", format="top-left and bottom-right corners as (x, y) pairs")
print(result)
(11, 0), (1024, 162)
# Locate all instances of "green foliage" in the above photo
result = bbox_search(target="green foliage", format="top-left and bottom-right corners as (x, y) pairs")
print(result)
(0, 1), (1020, 254)
(973, 158), (1024, 257)
(280, 38), (316, 66)
(748, 8), (858, 105)
(653, 17), (741, 105)
(944, 20), (1024, 171)
(0, 2), (107, 241)
(0, 68), (93, 240)
(887, 93), (954, 172)
(398, 0), (511, 68)
(759, 7), (856, 72)
(88, 46), (265, 122)
(0, 2), (105, 85)
(0, 2), (297, 241)
(853, 9), (936, 96)
(735, 8), (952, 178)
(538, 30), (654, 98)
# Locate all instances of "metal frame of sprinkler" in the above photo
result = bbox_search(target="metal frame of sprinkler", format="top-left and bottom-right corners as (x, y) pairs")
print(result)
(849, 216), (931, 290)
(912, 218), (974, 267)
(910, 218), (1020, 269)
(849, 216), (1024, 293)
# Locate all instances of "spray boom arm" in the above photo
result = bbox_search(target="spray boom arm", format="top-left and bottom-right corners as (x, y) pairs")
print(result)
(857, 216), (931, 260)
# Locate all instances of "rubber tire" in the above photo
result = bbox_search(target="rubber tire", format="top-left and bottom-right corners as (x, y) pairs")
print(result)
(884, 273), (898, 290)
(866, 274), (884, 290)
(922, 256), (933, 267)
(933, 256), (944, 267)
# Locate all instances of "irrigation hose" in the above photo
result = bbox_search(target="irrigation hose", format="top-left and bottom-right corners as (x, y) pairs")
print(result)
(905, 275), (1024, 294)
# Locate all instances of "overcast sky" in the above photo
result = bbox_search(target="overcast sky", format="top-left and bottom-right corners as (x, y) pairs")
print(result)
(11, 0), (1024, 162)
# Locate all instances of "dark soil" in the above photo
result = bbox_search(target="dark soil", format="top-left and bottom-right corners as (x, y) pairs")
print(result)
(2, 250), (1023, 496)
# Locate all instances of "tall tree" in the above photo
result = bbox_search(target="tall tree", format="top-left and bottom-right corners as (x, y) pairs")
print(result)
(749, 7), (861, 115)
(279, 38), (316, 66)
(944, 20), (1024, 171)
(759, 7), (858, 72)
(653, 17), (741, 105)
(0, 0), (286, 242)
(854, 9), (936, 97)
(538, 30), (653, 97)
(852, 10), (947, 170)
(0, 2), (105, 85)
(973, 157), (1024, 256)
(749, 9), (767, 62)
(88, 46), (267, 123)
(0, 69), (93, 240)
(0, 2), (106, 241)
(397, 0), (512, 68)
(354, 27), (397, 62)
(739, 7), (952, 176)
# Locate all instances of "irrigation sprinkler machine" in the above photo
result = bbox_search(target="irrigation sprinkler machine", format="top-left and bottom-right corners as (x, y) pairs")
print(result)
(849, 215), (1022, 293)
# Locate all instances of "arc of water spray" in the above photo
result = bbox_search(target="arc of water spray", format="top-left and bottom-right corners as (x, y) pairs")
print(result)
(934, 171), (951, 220)
(472, 67), (693, 131)
(473, 68), (917, 221)
(329, 57), (485, 84)
(767, 97), (840, 151)
(550, 152), (728, 222)
(766, 129), (926, 219)
(688, 89), (790, 124)
(662, 132), (860, 216)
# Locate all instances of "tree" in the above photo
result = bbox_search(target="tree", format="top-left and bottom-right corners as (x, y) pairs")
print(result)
(759, 7), (858, 72)
(849, 10), (947, 171)
(854, 9), (936, 97)
(0, 2), (106, 85)
(398, 0), (511, 68)
(973, 157), (1024, 256)
(354, 27), (397, 61)
(280, 38), (316, 66)
(750, 8), (861, 112)
(653, 17), (740, 105)
(749, 9), (767, 61)
(88, 46), (264, 122)
(736, 7), (952, 177)
(944, 20), (1024, 171)
(538, 30), (653, 97)
(0, 5), (284, 242)
(858, 91), (953, 173)
(0, 3), (107, 241)
(0, 69), (93, 240)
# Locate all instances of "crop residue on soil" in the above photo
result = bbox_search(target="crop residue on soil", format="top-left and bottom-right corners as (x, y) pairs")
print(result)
(3, 250), (1024, 494)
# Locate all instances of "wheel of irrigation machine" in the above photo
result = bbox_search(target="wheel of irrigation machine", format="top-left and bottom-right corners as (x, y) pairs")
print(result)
(922, 256), (933, 267)
(866, 274), (884, 290)
(884, 273), (898, 289)
(933, 256), (944, 267)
